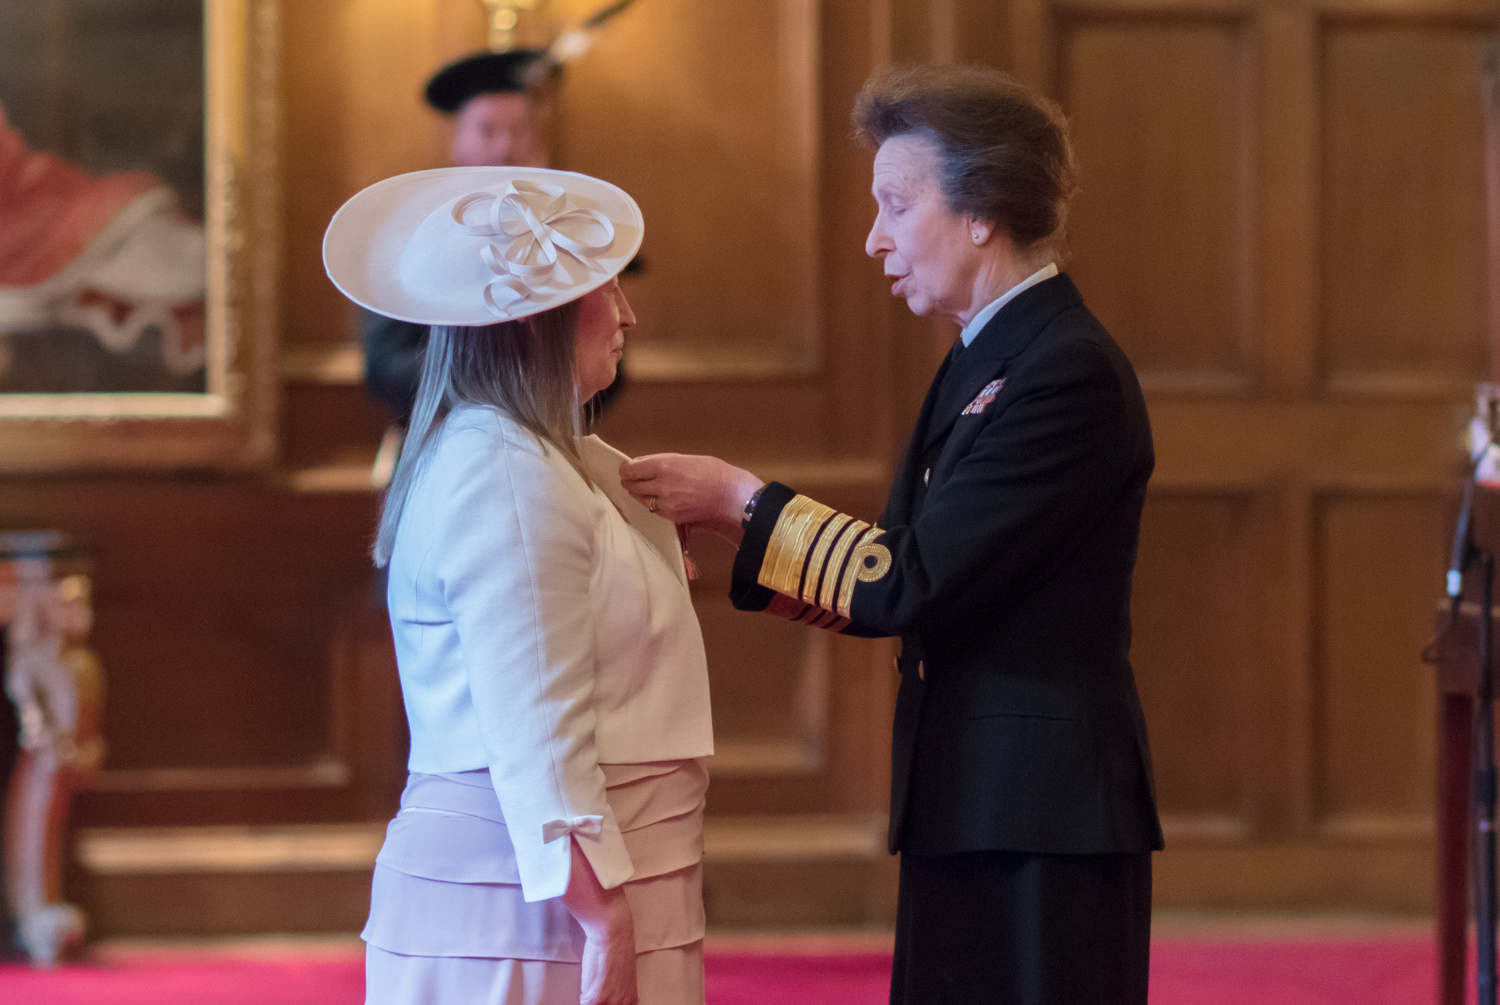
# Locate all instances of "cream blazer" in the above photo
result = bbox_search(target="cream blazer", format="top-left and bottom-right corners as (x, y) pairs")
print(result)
(386, 406), (713, 903)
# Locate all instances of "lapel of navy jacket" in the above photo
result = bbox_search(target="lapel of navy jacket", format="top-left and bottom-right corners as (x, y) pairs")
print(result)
(731, 273), (1165, 857)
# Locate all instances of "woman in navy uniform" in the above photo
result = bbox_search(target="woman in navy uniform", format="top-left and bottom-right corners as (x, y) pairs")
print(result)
(621, 65), (1162, 1005)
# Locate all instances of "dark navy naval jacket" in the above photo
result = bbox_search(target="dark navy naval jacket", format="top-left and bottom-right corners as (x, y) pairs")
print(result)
(731, 273), (1164, 859)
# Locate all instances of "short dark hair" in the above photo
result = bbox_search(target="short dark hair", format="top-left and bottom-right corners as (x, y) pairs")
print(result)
(852, 65), (1077, 253)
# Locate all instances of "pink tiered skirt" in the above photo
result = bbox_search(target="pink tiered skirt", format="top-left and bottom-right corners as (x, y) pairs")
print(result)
(362, 759), (708, 1005)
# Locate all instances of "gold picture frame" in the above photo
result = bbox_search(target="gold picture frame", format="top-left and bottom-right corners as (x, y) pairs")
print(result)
(0, 0), (279, 472)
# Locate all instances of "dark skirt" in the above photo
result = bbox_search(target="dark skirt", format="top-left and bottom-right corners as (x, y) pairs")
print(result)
(890, 850), (1152, 1005)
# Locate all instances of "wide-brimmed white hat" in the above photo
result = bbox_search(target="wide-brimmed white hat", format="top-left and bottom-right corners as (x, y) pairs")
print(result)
(323, 166), (643, 326)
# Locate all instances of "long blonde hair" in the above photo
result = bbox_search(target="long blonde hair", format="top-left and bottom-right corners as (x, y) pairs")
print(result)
(374, 300), (587, 568)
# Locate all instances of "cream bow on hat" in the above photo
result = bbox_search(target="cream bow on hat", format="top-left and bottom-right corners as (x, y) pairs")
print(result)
(322, 166), (643, 326)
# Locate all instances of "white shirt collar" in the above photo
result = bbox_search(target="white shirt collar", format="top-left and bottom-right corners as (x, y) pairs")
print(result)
(958, 263), (1058, 347)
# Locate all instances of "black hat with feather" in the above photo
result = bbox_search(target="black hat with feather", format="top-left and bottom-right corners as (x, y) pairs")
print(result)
(423, 48), (549, 113)
(424, 0), (640, 113)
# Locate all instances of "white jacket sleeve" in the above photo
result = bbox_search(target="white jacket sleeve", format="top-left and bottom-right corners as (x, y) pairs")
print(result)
(431, 420), (634, 902)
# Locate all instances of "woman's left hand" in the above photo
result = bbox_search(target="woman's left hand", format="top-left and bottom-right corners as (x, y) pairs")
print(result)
(561, 838), (639, 1005)
(619, 453), (763, 543)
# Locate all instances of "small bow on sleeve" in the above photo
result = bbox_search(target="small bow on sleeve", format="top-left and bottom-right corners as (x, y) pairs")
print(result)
(541, 814), (605, 844)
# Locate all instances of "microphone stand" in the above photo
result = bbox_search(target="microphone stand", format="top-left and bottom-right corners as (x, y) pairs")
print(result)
(1452, 441), (1500, 1005)
(1475, 33), (1500, 1003)
(1478, 543), (1497, 1005)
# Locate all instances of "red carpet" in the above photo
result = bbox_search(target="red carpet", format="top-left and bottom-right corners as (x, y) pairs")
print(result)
(1146, 939), (1436, 1004)
(0, 937), (1451, 1004)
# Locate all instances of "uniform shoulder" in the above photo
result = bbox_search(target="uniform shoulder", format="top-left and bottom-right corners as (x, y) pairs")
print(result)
(1018, 317), (1117, 380)
(1010, 313), (1145, 420)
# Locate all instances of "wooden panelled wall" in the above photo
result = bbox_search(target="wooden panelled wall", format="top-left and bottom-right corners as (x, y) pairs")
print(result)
(31, 0), (1498, 935)
(1011, 0), (1492, 909)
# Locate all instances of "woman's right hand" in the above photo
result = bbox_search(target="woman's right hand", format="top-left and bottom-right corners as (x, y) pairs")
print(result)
(561, 836), (638, 1005)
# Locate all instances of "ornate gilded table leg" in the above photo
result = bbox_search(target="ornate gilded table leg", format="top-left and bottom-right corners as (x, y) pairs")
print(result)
(0, 533), (103, 968)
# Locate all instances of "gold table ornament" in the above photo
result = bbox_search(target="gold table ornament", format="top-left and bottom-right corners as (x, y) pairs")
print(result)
(0, 532), (103, 967)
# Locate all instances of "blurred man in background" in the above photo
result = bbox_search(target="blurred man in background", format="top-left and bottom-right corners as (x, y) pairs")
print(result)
(362, 49), (554, 429)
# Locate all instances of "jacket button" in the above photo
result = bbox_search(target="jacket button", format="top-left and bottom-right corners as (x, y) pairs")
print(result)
(923, 468), (931, 486)
(918, 660), (925, 681)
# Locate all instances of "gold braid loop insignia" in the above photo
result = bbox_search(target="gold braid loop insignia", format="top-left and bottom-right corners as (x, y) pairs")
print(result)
(853, 541), (893, 583)
(760, 494), (893, 624)
(836, 526), (887, 619)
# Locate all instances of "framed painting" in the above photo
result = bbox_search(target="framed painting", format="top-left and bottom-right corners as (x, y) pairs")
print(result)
(0, 0), (278, 471)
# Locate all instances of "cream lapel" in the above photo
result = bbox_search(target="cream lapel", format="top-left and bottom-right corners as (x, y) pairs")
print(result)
(579, 435), (688, 589)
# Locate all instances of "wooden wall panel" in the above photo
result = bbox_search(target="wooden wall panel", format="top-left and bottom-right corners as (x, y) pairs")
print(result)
(281, 0), (446, 347)
(1132, 492), (1255, 825)
(1320, 24), (1489, 389)
(1313, 494), (1444, 831)
(691, 545), (819, 747)
(556, 0), (821, 378)
(0, 482), (361, 769)
(1060, 19), (1253, 387)
(0, 478), (398, 834)
(1029, 0), (1492, 911)
(279, 385), (389, 470)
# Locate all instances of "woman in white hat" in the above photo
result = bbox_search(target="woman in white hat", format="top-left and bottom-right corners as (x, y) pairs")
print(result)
(325, 167), (713, 1005)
